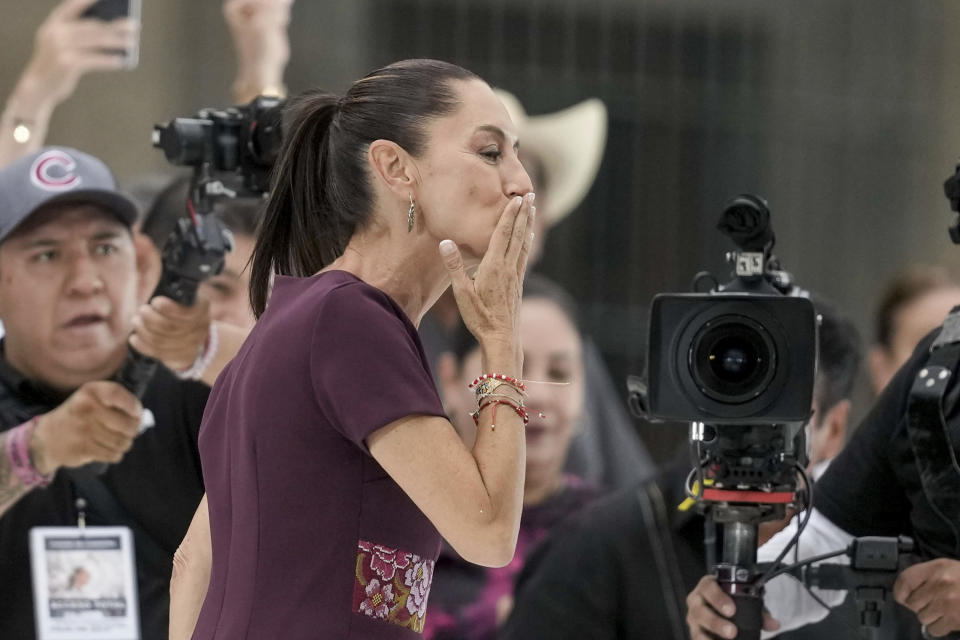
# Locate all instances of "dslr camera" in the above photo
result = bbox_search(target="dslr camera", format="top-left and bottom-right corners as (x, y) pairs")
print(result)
(117, 96), (286, 398)
(152, 95), (285, 196)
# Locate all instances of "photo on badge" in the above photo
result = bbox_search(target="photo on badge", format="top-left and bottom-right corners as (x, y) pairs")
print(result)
(30, 527), (140, 640)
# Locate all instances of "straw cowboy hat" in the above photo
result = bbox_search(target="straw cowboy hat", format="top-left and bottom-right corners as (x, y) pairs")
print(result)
(495, 89), (608, 227)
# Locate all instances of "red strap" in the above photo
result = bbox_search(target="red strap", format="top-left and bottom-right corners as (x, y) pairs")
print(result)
(702, 488), (794, 504)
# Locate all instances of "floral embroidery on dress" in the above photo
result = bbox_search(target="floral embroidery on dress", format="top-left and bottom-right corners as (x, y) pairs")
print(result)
(354, 539), (435, 632)
(359, 579), (395, 619)
(403, 559), (432, 619)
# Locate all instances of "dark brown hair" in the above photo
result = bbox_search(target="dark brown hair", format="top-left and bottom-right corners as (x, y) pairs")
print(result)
(811, 296), (861, 415)
(249, 59), (480, 317)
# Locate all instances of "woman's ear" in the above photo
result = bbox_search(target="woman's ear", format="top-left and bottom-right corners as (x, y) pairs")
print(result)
(368, 139), (418, 198)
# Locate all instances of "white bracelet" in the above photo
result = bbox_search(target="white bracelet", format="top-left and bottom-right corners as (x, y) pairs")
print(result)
(177, 323), (219, 381)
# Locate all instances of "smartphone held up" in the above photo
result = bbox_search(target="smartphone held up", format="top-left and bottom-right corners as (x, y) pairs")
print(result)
(81, 0), (141, 69)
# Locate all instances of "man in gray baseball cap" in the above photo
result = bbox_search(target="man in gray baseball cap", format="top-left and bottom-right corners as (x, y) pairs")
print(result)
(0, 147), (210, 640)
(0, 146), (138, 242)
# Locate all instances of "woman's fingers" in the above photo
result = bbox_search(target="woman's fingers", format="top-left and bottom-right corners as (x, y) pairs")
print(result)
(440, 240), (474, 302)
(517, 231), (535, 282)
(483, 195), (524, 264)
(504, 193), (535, 263)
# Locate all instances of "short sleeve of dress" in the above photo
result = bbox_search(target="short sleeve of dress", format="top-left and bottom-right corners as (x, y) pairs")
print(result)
(309, 281), (446, 451)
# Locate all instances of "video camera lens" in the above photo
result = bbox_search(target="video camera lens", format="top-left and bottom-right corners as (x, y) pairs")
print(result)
(690, 315), (776, 404)
(153, 119), (212, 167)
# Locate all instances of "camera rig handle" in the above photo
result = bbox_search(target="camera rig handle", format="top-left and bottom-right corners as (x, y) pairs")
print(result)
(794, 537), (911, 640)
(114, 164), (233, 399)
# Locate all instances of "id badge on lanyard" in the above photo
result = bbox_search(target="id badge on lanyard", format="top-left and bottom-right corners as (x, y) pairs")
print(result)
(29, 524), (140, 640)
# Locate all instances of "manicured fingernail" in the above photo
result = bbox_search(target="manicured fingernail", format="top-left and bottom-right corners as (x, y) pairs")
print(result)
(514, 196), (523, 206)
(526, 192), (536, 203)
(723, 624), (736, 638)
(439, 239), (456, 256)
(723, 605), (735, 617)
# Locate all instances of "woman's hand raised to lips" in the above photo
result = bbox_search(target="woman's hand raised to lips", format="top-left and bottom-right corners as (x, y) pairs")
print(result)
(439, 192), (536, 373)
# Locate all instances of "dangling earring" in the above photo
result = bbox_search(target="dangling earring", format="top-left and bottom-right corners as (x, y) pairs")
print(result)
(407, 194), (416, 233)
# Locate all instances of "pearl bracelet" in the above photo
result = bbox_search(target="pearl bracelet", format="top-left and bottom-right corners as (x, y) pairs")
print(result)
(176, 323), (219, 381)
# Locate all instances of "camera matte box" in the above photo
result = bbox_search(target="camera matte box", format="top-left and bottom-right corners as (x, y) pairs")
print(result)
(646, 293), (817, 423)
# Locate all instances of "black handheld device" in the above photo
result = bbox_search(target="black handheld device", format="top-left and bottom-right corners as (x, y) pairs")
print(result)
(80, 0), (141, 68)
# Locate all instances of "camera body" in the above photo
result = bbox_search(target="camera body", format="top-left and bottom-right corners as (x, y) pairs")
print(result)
(646, 292), (817, 424)
(152, 95), (284, 195)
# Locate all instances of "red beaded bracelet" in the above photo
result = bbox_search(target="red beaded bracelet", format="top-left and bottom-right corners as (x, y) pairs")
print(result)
(472, 397), (532, 430)
(468, 373), (526, 393)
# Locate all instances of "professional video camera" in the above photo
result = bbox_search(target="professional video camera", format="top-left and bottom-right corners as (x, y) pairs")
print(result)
(630, 196), (931, 639)
(630, 194), (818, 639)
(115, 96), (285, 398)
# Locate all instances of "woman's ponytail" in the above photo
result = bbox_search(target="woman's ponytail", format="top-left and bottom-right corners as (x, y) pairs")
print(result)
(249, 90), (340, 318)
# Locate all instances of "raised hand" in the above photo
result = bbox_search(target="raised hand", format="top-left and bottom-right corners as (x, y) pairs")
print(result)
(224, 0), (294, 102)
(17, 0), (137, 108)
(1, 0), (137, 168)
(439, 192), (536, 372)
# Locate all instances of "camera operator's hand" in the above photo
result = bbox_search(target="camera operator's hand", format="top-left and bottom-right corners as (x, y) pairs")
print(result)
(894, 558), (960, 637)
(224, 0), (294, 103)
(30, 381), (142, 473)
(686, 575), (781, 640)
(129, 296), (212, 373)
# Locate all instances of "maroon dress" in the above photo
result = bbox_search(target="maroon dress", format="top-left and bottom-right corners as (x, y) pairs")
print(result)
(193, 271), (447, 639)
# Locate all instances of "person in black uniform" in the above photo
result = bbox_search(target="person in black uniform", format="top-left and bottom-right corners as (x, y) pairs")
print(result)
(0, 147), (212, 640)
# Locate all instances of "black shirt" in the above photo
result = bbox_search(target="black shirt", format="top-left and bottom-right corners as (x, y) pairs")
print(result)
(0, 354), (208, 640)
(815, 329), (960, 560)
